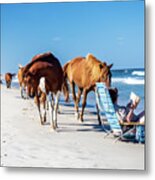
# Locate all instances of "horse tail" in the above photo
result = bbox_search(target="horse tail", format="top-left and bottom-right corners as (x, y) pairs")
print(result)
(62, 63), (70, 102)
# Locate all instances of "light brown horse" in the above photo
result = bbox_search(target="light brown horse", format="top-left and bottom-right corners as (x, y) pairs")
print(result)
(17, 64), (28, 98)
(63, 53), (113, 125)
(23, 52), (64, 129)
(5, 73), (16, 88)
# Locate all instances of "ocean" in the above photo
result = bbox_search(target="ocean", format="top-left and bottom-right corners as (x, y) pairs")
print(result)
(2, 68), (144, 114)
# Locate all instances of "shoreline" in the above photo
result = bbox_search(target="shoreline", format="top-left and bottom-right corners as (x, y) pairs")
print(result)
(1, 85), (144, 169)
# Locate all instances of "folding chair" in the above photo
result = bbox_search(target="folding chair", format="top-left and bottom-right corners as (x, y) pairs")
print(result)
(95, 82), (145, 143)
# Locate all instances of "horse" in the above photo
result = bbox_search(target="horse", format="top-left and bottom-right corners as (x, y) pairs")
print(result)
(22, 52), (64, 130)
(63, 53), (113, 125)
(17, 64), (28, 98)
(5, 73), (16, 88)
(17, 53), (52, 99)
(0, 74), (2, 84)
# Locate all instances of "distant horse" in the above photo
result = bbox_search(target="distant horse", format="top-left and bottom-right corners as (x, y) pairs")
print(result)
(17, 64), (28, 98)
(5, 73), (16, 88)
(0, 74), (2, 84)
(23, 52), (64, 129)
(63, 53), (113, 125)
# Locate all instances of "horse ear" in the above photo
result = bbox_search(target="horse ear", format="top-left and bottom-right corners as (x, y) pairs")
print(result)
(86, 53), (94, 60)
(12, 73), (16, 77)
(108, 64), (113, 69)
(18, 64), (23, 69)
(99, 63), (103, 69)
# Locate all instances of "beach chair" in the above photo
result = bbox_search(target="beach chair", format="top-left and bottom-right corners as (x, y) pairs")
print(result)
(95, 82), (145, 143)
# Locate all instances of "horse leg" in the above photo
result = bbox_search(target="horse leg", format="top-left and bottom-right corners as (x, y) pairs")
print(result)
(53, 91), (60, 129)
(96, 103), (102, 125)
(47, 92), (55, 130)
(41, 93), (47, 123)
(6, 82), (9, 88)
(71, 82), (76, 103)
(35, 94), (44, 125)
(9, 81), (11, 88)
(80, 89), (88, 122)
(75, 88), (83, 120)
(71, 82), (79, 118)
(20, 86), (23, 98)
(20, 84), (25, 99)
(57, 104), (61, 114)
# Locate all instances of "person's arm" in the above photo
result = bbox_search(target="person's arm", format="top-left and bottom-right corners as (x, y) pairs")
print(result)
(126, 108), (134, 122)
(126, 104), (136, 122)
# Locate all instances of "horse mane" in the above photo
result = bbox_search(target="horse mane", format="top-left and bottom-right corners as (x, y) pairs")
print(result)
(23, 52), (61, 77)
(85, 53), (108, 82)
(86, 53), (107, 65)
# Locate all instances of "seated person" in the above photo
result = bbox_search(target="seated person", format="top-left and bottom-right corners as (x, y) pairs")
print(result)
(108, 88), (145, 124)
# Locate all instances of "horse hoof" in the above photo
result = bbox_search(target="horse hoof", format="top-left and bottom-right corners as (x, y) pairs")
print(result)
(43, 117), (46, 123)
(75, 112), (80, 120)
(41, 121), (44, 125)
(98, 121), (102, 126)
(80, 117), (84, 122)
(49, 127), (55, 132)
(50, 124), (57, 131)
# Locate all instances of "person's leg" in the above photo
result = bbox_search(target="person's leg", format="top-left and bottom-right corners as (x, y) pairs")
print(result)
(137, 110), (145, 123)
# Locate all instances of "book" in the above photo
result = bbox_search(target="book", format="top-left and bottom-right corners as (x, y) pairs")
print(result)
(130, 92), (140, 108)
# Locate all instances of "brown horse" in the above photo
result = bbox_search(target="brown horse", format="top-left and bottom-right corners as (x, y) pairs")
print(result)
(63, 53), (113, 125)
(23, 52), (64, 129)
(17, 53), (52, 99)
(5, 73), (16, 88)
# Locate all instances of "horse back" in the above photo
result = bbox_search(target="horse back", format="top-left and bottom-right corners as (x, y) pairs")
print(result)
(64, 55), (109, 89)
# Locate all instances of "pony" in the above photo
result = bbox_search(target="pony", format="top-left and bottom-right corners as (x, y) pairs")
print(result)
(22, 52), (64, 130)
(17, 64), (28, 98)
(0, 74), (2, 84)
(17, 53), (52, 99)
(5, 73), (16, 88)
(63, 53), (113, 125)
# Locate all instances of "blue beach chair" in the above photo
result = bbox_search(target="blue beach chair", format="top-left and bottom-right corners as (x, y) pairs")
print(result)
(95, 82), (122, 137)
(95, 82), (145, 143)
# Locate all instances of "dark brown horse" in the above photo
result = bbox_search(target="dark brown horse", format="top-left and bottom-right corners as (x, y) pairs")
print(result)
(17, 53), (52, 99)
(63, 53), (113, 125)
(23, 52), (64, 129)
(5, 73), (16, 88)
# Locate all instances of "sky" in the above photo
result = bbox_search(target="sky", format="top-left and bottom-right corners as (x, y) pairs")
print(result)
(1, 0), (144, 73)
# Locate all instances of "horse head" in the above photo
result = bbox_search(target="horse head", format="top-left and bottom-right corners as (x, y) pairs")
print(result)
(23, 71), (37, 98)
(99, 62), (113, 88)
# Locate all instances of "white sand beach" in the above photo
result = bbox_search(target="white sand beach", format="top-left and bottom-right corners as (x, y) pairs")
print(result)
(1, 85), (145, 170)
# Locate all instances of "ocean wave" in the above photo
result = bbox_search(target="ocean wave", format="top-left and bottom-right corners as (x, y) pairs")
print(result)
(112, 77), (144, 85)
(3, 76), (144, 86)
(12, 77), (19, 83)
(132, 71), (144, 76)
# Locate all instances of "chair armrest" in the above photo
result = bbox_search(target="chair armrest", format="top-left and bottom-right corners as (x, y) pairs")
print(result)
(119, 121), (145, 126)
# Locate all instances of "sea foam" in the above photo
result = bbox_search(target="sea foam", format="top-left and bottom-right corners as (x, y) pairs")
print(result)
(132, 71), (145, 76)
(112, 77), (144, 85)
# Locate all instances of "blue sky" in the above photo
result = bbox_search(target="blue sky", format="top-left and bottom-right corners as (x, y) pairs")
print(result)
(1, 1), (144, 73)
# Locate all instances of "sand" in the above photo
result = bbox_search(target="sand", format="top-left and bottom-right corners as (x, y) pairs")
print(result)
(0, 85), (145, 170)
